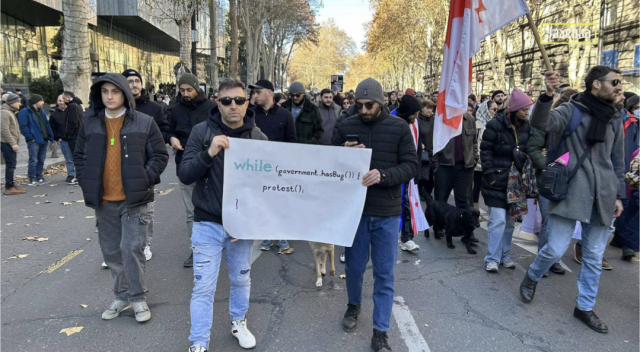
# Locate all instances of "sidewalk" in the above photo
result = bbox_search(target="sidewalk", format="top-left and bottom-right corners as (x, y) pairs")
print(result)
(0, 138), (66, 182)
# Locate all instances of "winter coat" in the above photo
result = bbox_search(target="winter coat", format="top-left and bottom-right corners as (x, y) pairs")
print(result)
(387, 101), (399, 111)
(525, 128), (549, 189)
(0, 103), (21, 146)
(333, 110), (419, 217)
(63, 97), (84, 140)
(134, 90), (170, 142)
(18, 105), (53, 144)
(622, 110), (639, 173)
(480, 111), (531, 209)
(49, 106), (67, 141)
(73, 73), (169, 210)
(252, 104), (296, 142)
(281, 96), (324, 144)
(427, 113), (478, 170)
(166, 90), (217, 175)
(530, 92), (625, 226)
(178, 107), (268, 225)
(318, 101), (341, 145)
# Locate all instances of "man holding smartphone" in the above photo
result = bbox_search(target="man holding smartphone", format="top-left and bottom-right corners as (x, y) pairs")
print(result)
(333, 78), (419, 352)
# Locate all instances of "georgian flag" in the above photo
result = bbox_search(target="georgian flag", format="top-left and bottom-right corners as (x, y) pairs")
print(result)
(433, 0), (530, 153)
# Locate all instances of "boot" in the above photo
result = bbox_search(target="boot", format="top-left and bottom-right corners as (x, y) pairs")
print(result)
(519, 272), (538, 303)
(342, 303), (360, 332)
(573, 307), (609, 333)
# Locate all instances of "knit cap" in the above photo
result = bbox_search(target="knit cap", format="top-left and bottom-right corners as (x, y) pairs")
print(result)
(289, 82), (305, 94)
(396, 95), (422, 118)
(177, 73), (200, 92)
(5, 93), (19, 105)
(355, 78), (385, 105)
(508, 87), (532, 112)
(29, 94), (44, 105)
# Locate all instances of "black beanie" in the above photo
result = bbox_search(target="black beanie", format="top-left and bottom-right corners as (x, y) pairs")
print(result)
(122, 69), (143, 84)
(396, 95), (422, 118)
(178, 73), (200, 92)
(29, 94), (44, 105)
(491, 90), (505, 100)
(625, 94), (639, 111)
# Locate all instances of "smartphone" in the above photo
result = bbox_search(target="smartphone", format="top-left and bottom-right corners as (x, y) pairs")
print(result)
(346, 134), (361, 144)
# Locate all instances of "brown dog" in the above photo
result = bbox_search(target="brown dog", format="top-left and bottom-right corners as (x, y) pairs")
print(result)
(308, 242), (335, 287)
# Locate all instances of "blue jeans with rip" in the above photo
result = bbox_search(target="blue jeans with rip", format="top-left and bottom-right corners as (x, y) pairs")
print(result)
(59, 140), (76, 177)
(189, 221), (254, 350)
(528, 206), (611, 311)
(345, 215), (399, 332)
(260, 239), (290, 250)
(484, 207), (515, 264)
(27, 141), (47, 181)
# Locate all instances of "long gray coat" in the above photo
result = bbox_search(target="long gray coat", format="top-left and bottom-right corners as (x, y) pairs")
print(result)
(530, 93), (625, 226)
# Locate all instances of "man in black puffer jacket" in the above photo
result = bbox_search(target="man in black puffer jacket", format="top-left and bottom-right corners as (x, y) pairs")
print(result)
(166, 73), (217, 267)
(73, 73), (168, 323)
(333, 78), (418, 352)
(480, 87), (532, 273)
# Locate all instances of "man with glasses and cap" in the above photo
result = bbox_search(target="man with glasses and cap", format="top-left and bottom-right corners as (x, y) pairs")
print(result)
(282, 82), (324, 145)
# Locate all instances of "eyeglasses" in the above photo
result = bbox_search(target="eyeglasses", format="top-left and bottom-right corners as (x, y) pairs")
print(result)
(598, 79), (622, 87)
(218, 97), (247, 106)
(355, 102), (376, 110)
(127, 79), (141, 85)
(289, 93), (303, 98)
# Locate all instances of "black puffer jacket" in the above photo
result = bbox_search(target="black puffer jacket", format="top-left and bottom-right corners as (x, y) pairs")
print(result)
(73, 73), (169, 209)
(63, 97), (84, 140)
(167, 90), (217, 175)
(252, 103), (296, 142)
(480, 111), (531, 209)
(49, 106), (66, 141)
(134, 89), (170, 142)
(333, 110), (419, 217)
(178, 107), (268, 225)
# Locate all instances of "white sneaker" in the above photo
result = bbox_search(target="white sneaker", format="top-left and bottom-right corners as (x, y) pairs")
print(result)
(340, 252), (345, 263)
(101, 261), (109, 268)
(231, 319), (256, 349)
(189, 345), (207, 352)
(400, 240), (420, 252)
(144, 246), (152, 261)
(485, 262), (499, 272)
(132, 300), (151, 323)
(101, 299), (130, 320)
(501, 259), (516, 269)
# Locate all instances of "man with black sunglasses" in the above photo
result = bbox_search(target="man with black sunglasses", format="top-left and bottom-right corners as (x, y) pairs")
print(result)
(521, 66), (625, 334)
(333, 78), (418, 352)
(166, 73), (217, 268)
(281, 82), (324, 144)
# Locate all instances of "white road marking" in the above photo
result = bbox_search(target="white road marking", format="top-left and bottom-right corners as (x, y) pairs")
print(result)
(392, 296), (431, 352)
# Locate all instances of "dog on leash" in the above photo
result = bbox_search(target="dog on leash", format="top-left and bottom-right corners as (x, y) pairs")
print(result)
(308, 242), (335, 287)
(424, 195), (480, 254)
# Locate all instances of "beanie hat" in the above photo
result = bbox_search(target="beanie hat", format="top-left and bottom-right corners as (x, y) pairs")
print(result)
(625, 93), (639, 111)
(405, 88), (416, 96)
(289, 82), (305, 94)
(491, 90), (505, 100)
(355, 78), (385, 105)
(396, 95), (422, 118)
(29, 94), (44, 105)
(177, 73), (200, 92)
(508, 87), (532, 113)
(5, 93), (20, 105)
(122, 69), (143, 84)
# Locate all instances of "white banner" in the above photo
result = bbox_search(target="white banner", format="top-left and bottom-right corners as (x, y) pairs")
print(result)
(222, 138), (372, 247)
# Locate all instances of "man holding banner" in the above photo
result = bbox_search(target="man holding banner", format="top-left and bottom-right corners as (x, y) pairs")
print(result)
(179, 79), (267, 352)
(333, 78), (419, 352)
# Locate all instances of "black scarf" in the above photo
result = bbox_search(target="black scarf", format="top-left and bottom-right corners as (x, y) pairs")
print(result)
(580, 90), (617, 144)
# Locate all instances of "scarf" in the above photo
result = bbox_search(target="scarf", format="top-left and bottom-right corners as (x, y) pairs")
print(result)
(580, 90), (617, 144)
(475, 101), (492, 126)
(506, 156), (538, 221)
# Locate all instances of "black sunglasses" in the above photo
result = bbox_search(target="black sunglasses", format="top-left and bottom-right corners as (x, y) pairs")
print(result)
(218, 97), (247, 106)
(355, 102), (376, 110)
(598, 79), (622, 87)
(289, 93), (303, 98)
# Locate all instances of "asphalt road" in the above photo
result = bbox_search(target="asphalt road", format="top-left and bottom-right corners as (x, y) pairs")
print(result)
(2, 153), (638, 352)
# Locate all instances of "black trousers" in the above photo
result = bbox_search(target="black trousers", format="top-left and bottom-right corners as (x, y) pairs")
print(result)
(400, 184), (413, 243)
(434, 164), (474, 209)
(1, 142), (16, 188)
(472, 170), (483, 204)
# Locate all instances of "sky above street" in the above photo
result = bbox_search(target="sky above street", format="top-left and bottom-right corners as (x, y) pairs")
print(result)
(316, 0), (372, 52)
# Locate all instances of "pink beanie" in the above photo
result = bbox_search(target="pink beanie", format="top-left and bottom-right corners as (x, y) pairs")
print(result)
(508, 87), (532, 112)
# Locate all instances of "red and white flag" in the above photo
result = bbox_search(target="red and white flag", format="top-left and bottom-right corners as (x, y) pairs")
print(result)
(433, 0), (530, 153)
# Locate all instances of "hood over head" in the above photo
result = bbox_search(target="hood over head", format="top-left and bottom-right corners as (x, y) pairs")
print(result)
(90, 73), (135, 112)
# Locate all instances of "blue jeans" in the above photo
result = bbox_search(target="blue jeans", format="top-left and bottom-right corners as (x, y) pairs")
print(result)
(260, 239), (289, 250)
(59, 141), (76, 177)
(345, 215), (399, 332)
(528, 206), (611, 311)
(189, 221), (254, 349)
(27, 141), (47, 181)
(484, 207), (515, 264)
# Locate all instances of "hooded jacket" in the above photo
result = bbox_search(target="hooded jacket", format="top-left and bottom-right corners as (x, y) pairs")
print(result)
(63, 97), (84, 140)
(166, 90), (217, 175)
(281, 96), (324, 144)
(73, 73), (169, 209)
(134, 89), (170, 142)
(178, 107), (268, 224)
(1, 103), (21, 145)
(18, 104), (54, 144)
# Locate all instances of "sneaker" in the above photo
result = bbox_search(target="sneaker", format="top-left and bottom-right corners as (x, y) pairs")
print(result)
(132, 300), (151, 322)
(4, 187), (26, 195)
(144, 246), (152, 261)
(278, 247), (294, 254)
(622, 246), (636, 261)
(260, 242), (271, 251)
(101, 261), (109, 268)
(342, 303), (360, 332)
(602, 258), (613, 270)
(101, 299), (130, 320)
(189, 345), (207, 352)
(27, 180), (38, 186)
(65, 176), (78, 185)
(371, 329), (392, 352)
(399, 240), (420, 252)
(38, 178), (50, 185)
(340, 251), (345, 263)
(485, 262), (499, 272)
(184, 252), (193, 267)
(574, 242), (582, 264)
(501, 259), (516, 269)
(231, 319), (256, 349)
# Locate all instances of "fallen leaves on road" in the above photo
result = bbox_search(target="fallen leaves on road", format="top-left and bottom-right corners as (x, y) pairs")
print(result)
(6, 223), (13, 226)
(80, 304), (88, 308)
(33, 194), (47, 198)
(24, 224), (30, 227)
(339, 274), (346, 279)
(45, 200), (51, 204)
(75, 200), (84, 203)
(62, 202), (73, 206)
(49, 184), (58, 187)
(24, 216), (33, 218)
(424, 324), (429, 327)
(59, 325), (83, 336)
(85, 216), (94, 219)
(158, 188), (174, 196)
(35, 202), (41, 205)
(8, 254), (28, 259)
(59, 216), (65, 219)
(23, 236), (49, 242)
(86, 238), (91, 241)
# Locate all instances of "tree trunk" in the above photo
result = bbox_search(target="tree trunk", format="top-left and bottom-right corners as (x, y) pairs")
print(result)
(178, 19), (192, 67)
(60, 0), (92, 104)
(229, 0), (239, 78)
(209, 0), (218, 87)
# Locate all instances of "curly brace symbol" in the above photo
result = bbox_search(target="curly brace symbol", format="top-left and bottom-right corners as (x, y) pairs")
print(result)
(236, 199), (238, 209)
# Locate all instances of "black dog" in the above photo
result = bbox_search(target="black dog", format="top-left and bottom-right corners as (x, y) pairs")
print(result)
(424, 195), (480, 254)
